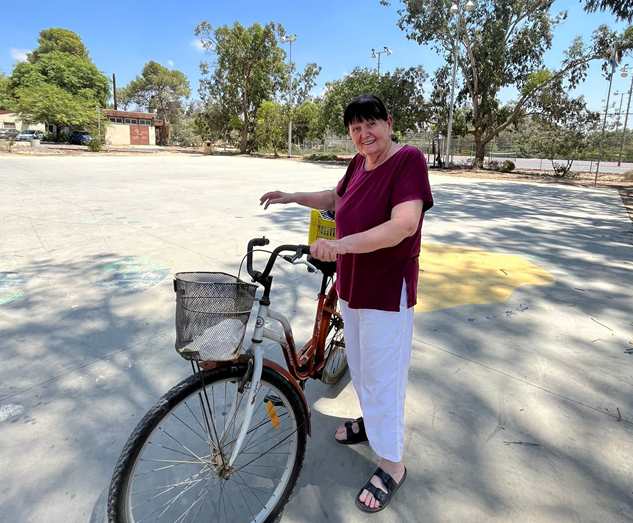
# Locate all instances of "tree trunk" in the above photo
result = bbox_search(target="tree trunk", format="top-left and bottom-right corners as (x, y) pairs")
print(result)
(240, 125), (248, 154)
(474, 129), (486, 168)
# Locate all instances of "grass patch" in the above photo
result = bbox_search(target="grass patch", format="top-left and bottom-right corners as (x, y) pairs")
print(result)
(302, 153), (348, 163)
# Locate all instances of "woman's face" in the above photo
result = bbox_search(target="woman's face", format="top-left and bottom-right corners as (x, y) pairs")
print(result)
(348, 116), (393, 157)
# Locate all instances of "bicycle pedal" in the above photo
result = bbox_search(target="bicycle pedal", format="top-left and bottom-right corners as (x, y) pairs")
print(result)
(264, 394), (283, 407)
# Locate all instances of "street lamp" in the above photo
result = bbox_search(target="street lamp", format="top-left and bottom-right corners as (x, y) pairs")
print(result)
(280, 33), (297, 158)
(445, 0), (476, 169)
(371, 46), (392, 78)
(95, 106), (101, 142)
(618, 64), (633, 166)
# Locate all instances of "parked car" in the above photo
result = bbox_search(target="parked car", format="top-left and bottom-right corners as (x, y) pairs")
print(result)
(0, 128), (20, 139)
(15, 130), (45, 142)
(69, 131), (93, 145)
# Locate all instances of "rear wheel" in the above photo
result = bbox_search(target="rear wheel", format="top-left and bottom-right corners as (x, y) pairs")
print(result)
(320, 297), (347, 385)
(108, 364), (308, 523)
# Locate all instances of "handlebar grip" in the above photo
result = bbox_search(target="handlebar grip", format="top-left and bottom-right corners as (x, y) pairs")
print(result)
(298, 245), (311, 255)
(253, 237), (270, 247)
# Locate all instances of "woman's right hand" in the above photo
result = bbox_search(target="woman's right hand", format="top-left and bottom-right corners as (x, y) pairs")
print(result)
(260, 191), (294, 210)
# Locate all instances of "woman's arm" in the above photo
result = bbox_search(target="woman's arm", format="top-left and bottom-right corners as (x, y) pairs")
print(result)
(260, 188), (340, 211)
(309, 199), (423, 262)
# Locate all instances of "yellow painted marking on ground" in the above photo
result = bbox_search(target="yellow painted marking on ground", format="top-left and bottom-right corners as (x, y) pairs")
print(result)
(266, 401), (281, 429)
(416, 243), (556, 313)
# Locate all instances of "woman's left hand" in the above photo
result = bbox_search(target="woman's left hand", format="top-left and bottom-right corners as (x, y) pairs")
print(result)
(310, 239), (347, 262)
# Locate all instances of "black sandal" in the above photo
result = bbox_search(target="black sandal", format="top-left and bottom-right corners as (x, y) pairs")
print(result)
(355, 466), (407, 513)
(336, 417), (368, 445)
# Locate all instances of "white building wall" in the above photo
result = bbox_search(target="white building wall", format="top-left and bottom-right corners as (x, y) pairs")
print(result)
(0, 113), (45, 132)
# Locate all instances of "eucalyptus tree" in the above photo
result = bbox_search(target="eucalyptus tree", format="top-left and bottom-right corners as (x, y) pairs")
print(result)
(383, 0), (633, 166)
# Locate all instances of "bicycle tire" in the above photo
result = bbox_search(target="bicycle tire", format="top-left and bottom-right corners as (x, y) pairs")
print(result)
(108, 364), (308, 523)
(320, 298), (347, 385)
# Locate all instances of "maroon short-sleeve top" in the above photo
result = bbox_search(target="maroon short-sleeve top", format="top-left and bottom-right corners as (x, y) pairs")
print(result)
(335, 145), (433, 312)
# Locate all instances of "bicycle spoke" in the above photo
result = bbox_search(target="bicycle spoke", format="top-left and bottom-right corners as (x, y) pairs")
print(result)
(235, 470), (269, 510)
(116, 367), (306, 523)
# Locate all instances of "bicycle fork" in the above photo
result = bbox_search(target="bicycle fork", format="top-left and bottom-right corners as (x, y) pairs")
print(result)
(225, 302), (294, 468)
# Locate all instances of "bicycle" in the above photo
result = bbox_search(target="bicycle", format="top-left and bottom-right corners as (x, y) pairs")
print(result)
(108, 236), (348, 523)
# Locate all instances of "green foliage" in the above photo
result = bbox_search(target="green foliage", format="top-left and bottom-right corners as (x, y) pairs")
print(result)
(0, 72), (16, 111)
(485, 160), (502, 171)
(86, 139), (102, 152)
(303, 153), (347, 163)
(255, 101), (287, 155)
(196, 21), (287, 153)
(292, 101), (323, 142)
(195, 20), (321, 153)
(172, 116), (203, 147)
(7, 28), (109, 135)
(28, 28), (90, 62)
(516, 111), (599, 175)
(11, 52), (110, 106)
(15, 83), (101, 132)
(501, 160), (515, 172)
(388, 1), (633, 165)
(121, 61), (190, 145)
(320, 66), (428, 135)
(582, 0), (633, 22)
(117, 60), (191, 145)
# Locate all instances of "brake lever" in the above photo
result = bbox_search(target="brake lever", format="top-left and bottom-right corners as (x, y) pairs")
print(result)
(292, 258), (318, 273)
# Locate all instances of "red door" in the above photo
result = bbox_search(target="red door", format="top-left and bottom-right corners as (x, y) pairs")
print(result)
(130, 125), (150, 145)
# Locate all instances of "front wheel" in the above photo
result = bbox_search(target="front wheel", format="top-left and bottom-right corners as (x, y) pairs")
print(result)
(108, 364), (308, 523)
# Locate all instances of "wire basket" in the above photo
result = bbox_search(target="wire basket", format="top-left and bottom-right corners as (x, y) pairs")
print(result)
(174, 272), (257, 362)
(308, 209), (336, 244)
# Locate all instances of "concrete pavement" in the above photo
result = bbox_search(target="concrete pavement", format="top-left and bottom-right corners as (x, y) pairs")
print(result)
(0, 155), (631, 523)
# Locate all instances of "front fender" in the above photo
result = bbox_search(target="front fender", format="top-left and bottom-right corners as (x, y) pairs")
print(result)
(200, 356), (311, 436)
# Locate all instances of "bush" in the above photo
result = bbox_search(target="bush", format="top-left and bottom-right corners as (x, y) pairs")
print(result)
(0, 137), (16, 152)
(45, 132), (57, 142)
(86, 139), (102, 152)
(623, 170), (633, 181)
(303, 153), (347, 163)
(485, 160), (502, 171)
(501, 160), (515, 172)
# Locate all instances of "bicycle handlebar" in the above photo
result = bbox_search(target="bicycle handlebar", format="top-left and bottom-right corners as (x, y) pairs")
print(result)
(246, 237), (311, 282)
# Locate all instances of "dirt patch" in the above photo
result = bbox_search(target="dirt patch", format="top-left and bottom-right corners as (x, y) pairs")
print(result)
(0, 143), (205, 157)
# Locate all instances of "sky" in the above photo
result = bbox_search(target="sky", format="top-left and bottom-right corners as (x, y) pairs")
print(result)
(2, 0), (629, 113)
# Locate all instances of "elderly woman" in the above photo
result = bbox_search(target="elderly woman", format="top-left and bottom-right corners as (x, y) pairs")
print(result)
(260, 93), (433, 512)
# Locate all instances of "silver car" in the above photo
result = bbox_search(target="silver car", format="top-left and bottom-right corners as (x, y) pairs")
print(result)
(0, 128), (20, 139)
(15, 130), (45, 142)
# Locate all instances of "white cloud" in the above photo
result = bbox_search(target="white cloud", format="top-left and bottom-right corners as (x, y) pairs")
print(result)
(190, 39), (205, 51)
(167, 60), (174, 67)
(10, 48), (30, 62)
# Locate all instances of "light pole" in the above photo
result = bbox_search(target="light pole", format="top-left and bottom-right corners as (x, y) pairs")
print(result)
(613, 90), (625, 161)
(280, 34), (297, 158)
(595, 44), (619, 185)
(371, 46), (392, 78)
(445, 0), (475, 169)
(95, 106), (101, 142)
(618, 64), (632, 166)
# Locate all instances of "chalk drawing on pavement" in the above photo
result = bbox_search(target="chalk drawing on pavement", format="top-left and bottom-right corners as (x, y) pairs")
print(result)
(0, 273), (27, 305)
(92, 256), (169, 292)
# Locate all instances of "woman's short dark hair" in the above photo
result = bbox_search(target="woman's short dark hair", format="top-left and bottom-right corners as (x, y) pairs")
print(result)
(343, 94), (389, 128)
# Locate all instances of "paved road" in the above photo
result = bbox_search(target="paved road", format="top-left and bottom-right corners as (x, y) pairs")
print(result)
(449, 154), (633, 175)
(0, 155), (632, 523)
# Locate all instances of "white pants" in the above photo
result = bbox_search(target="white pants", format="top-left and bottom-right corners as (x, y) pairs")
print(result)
(339, 282), (414, 462)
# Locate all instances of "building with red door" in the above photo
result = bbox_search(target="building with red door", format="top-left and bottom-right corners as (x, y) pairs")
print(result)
(102, 110), (170, 146)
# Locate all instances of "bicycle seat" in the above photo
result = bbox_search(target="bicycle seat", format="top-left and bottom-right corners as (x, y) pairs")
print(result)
(307, 256), (337, 276)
